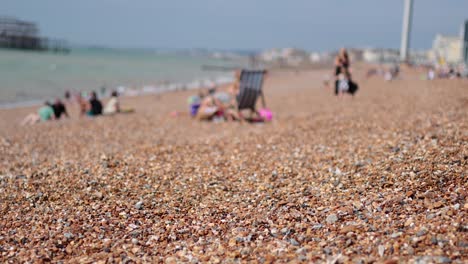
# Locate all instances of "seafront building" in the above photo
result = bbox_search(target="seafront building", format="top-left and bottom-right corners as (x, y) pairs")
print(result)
(430, 34), (463, 65)
(347, 49), (364, 62)
(258, 47), (437, 66)
(362, 49), (400, 64)
(410, 50), (432, 65)
(259, 48), (310, 66)
(257, 43), (468, 67)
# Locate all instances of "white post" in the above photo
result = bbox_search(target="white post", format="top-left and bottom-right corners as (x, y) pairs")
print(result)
(400, 0), (414, 62)
(463, 20), (468, 65)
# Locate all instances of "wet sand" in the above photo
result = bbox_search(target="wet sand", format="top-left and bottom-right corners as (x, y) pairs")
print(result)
(0, 66), (467, 262)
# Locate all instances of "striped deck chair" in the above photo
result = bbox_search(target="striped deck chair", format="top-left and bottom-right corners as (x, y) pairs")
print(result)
(236, 69), (267, 112)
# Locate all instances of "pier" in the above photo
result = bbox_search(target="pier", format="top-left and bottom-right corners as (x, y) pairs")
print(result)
(0, 16), (69, 53)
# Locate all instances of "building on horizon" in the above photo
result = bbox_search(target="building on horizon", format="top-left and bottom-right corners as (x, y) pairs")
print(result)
(430, 34), (463, 65)
(362, 48), (400, 64)
(346, 48), (364, 62)
(259, 48), (310, 66)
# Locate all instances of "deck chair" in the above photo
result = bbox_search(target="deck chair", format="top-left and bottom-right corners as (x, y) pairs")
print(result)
(236, 69), (267, 115)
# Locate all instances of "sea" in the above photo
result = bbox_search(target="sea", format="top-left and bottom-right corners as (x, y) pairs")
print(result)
(0, 48), (248, 108)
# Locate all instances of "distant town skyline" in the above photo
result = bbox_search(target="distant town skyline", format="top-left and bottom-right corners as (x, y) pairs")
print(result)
(2, 0), (467, 51)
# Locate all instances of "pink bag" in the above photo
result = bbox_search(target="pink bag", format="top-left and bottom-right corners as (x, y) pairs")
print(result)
(259, 108), (273, 121)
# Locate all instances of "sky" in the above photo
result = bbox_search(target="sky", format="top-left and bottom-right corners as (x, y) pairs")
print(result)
(1, 0), (467, 51)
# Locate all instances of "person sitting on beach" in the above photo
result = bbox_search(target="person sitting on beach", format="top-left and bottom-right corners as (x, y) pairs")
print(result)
(197, 76), (244, 122)
(39, 101), (55, 121)
(190, 71), (268, 122)
(229, 70), (241, 97)
(427, 68), (436, 80)
(193, 85), (235, 121)
(103, 90), (135, 115)
(215, 89), (242, 121)
(196, 87), (224, 121)
(103, 91), (120, 115)
(75, 93), (88, 116)
(52, 98), (69, 119)
(224, 71), (244, 121)
(188, 93), (203, 117)
(87, 91), (103, 116)
(223, 70), (267, 122)
(384, 64), (400, 81)
(64, 90), (71, 102)
(21, 101), (55, 126)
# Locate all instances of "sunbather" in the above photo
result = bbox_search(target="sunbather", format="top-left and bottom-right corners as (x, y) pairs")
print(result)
(196, 92), (223, 121)
(216, 91), (243, 121)
(76, 93), (88, 117)
(52, 98), (69, 119)
(103, 90), (135, 115)
(103, 91), (120, 114)
(87, 91), (103, 116)
(193, 69), (269, 122)
(21, 101), (55, 126)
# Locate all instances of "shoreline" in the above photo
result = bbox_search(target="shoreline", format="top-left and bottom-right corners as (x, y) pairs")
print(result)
(0, 74), (236, 110)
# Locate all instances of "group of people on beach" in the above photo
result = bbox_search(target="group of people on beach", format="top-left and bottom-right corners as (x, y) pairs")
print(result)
(365, 65), (400, 81)
(21, 98), (69, 125)
(426, 65), (466, 80)
(187, 76), (245, 122)
(190, 87), (241, 122)
(21, 89), (126, 125)
(188, 48), (359, 122)
(76, 90), (123, 117)
(29, 47), (461, 126)
(185, 71), (272, 123)
(366, 63), (467, 81)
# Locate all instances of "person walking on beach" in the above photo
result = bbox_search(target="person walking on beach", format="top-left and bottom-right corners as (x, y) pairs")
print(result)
(333, 48), (358, 96)
(334, 48), (351, 96)
(335, 48), (350, 76)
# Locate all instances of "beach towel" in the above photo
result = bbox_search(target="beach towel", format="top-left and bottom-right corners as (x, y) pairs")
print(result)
(259, 108), (273, 121)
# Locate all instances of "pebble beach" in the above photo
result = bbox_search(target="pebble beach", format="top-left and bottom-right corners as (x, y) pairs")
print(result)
(0, 66), (467, 263)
